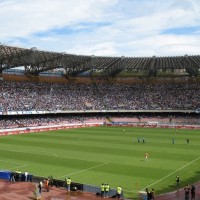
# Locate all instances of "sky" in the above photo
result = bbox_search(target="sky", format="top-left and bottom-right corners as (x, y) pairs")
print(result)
(1, 0), (200, 57)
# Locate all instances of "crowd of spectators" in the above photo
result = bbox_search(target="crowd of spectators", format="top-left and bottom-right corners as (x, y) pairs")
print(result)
(0, 113), (199, 129)
(0, 114), (105, 129)
(0, 80), (200, 112)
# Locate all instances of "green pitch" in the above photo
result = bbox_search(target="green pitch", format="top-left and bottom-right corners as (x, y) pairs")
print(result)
(0, 126), (200, 199)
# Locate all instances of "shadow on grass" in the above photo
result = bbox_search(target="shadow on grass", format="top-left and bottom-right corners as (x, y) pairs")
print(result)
(155, 170), (200, 195)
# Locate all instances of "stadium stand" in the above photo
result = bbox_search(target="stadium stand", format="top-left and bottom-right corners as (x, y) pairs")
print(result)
(0, 79), (200, 112)
(0, 72), (199, 129)
(0, 44), (200, 200)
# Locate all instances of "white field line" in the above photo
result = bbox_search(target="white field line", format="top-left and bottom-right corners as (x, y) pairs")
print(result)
(123, 155), (200, 194)
(7, 164), (28, 170)
(141, 155), (200, 191)
(0, 148), (58, 157)
(0, 148), (109, 179)
(0, 159), (29, 171)
(57, 162), (110, 179)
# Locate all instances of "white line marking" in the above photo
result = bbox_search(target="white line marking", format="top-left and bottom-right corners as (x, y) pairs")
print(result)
(57, 162), (110, 179)
(22, 150), (58, 157)
(141, 155), (200, 191)
(123, 189), (138, 193)
(0, 148), (58, 157)
(7, 164), (28, 170)
(122, 155), (200, 194)
(0, 159), (29, 171)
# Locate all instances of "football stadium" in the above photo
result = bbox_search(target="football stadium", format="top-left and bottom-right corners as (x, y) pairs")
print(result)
(0, 44), (200, 200)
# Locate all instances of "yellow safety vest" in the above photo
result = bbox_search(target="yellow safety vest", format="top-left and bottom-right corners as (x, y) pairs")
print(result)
(101, 184), (105, 191)
(105, 185), (110, 192)
(66, 179), (71, 185)
(117, 186), (122, 194)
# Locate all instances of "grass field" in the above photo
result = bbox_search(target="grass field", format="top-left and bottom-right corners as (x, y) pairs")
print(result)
(0, 126), (200, 199)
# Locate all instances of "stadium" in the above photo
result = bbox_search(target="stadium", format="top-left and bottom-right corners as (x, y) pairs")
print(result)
(0, 43), (200, 200)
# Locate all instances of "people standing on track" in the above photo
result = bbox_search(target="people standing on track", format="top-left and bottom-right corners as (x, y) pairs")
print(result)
(145, 188), (154, 200)
(48, 176), (54, 187)
(38, 180), (43, 194)
(145, 188), (148, 200)
(65, 177), (71, 191)
(44, 178), (50, 192)
(105, 183), (110, 198)
(150, 188), (155, 200)
(101, 183), (105, 198)
(146, 188), (151, 200)
(184, 184), (190, 200)
(33, 184), (41, 200)
(116, 186), (122, 199)
(24, 170), (28, 182)
(190, 184), (195, 200)
(10, 171), (15, 183)
(15, 169), (20, 181)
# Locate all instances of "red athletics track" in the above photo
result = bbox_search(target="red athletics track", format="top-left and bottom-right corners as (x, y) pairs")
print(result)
(0, 179), (200, 200)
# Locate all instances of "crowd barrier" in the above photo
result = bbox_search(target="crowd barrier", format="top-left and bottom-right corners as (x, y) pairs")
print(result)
(0, 121), (200, 137)
(106, 123), (200, 130)
(139, 191), (147, 200)
(0, 170), (11, 180)
(0, 170), (33, 181)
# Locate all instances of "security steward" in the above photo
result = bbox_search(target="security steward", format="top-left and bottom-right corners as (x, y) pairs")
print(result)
(105, 183), (110, 198)
(116, 186), (122, 199)
(101, 183), (105, 197)
(66, 177), (71, 191)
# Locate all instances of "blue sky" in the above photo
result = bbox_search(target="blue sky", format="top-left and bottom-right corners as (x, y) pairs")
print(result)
(1, 0), (200, 56)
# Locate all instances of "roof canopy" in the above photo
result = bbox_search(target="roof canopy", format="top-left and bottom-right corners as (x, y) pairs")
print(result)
(0, 44), (199, 77)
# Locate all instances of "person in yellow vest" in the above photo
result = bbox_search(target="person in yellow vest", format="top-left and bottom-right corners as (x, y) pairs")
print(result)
(105, 183), (110, 198)
(65, 177), (71, 191)
(116, 186), (122, 199)
(101, 183), (105, 197)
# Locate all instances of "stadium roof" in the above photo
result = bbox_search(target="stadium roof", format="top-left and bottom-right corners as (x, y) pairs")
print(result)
(0, 44), (199, 77)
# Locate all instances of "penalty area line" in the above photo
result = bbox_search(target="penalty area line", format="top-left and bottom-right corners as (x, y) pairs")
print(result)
(57, 162), (110, 179)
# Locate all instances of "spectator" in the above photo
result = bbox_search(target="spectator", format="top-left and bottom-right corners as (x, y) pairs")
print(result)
(24, 170), (28, 182)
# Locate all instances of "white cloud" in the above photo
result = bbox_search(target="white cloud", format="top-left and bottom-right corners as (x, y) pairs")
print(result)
(1, 0), (200, 56)
(0, 0), (116, 38)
